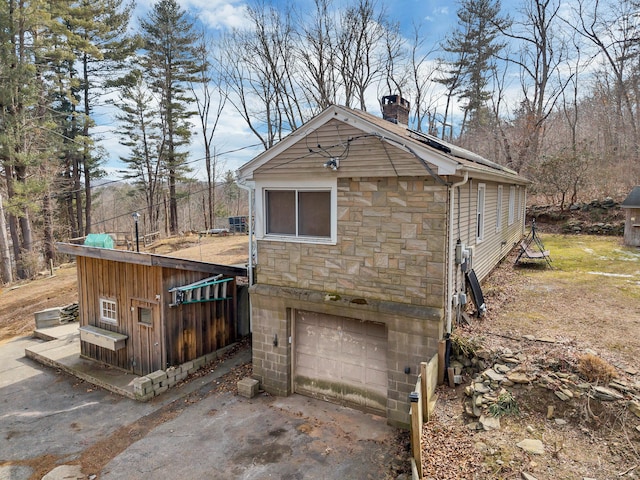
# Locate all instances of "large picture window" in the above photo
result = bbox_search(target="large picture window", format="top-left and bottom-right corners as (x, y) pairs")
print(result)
(265, 189), (331, 238)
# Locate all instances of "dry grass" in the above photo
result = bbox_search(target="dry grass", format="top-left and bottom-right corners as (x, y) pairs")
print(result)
(577, 353), (618, 384)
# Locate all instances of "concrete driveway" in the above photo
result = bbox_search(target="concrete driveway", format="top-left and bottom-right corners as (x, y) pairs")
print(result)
(0, 335), (408, 480)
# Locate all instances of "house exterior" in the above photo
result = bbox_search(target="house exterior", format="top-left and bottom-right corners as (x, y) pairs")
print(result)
(621, 186), (640, 246)
(238, 99), (528, 427)
(56, 243), (247, 376)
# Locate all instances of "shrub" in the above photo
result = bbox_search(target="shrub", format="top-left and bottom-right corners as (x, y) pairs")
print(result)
(489, 391), (520, 417)
(577, 354), (618, 384)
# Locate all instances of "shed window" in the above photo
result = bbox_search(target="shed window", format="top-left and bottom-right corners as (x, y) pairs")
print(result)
(266, 189), (331, 238)
(100, 298), (118, 324)
(138, 307), (152, 326)
(477, 183), (486, 242)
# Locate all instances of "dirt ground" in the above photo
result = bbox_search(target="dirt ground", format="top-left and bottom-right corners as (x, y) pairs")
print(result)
(423, 234), (640, 480)
(2, 231), (639, 479)
(0, 234), (248, 344)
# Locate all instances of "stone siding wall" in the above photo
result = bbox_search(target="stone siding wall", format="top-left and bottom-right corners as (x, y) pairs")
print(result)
(250, 285), (443, 427)
(257, 177), (448, 308)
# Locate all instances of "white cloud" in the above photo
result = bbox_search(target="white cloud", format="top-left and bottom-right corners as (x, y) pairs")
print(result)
(135, 0), (249, 30)
(183, 0), (249, 29)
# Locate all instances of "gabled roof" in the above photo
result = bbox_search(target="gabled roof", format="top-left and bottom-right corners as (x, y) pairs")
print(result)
(237, 104), (528, 185)
(621, 186), (640, 208)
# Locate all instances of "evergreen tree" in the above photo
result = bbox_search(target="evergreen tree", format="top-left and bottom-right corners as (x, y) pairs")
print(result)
(437, 0), (508, 136)
(140, 0), (199, 235)
(114, 70), (165, 232)
(62, 0), (137, 236)
(0, 0), (71, 277)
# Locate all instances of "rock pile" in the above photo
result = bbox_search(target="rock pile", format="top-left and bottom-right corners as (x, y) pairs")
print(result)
(451, 337), (640, 431)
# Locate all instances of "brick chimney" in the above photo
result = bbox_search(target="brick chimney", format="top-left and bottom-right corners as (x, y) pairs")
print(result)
(381, 95), (410, 126)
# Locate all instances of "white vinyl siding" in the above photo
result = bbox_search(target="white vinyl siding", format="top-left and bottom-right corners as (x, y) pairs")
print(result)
(451, 181), (527, 282)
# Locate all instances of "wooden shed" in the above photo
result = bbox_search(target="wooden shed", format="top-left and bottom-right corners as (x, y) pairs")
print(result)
(621, 186), (640, 247)
(56, 243), (247, 376)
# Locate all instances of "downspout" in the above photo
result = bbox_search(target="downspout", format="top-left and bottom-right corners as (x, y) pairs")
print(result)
(446, 171), (469, 335)
(237, 180), (254, 333)
(237, 181), (255, 286)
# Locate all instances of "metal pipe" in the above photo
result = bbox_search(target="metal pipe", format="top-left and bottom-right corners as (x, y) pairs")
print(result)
(446, 171), (469, 335)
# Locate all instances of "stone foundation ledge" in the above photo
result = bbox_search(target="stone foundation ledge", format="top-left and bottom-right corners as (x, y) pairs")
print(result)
(133, 343), (237, 401)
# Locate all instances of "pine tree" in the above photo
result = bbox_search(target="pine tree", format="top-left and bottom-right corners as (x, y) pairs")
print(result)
(140, 0), (199, 235)
(0, 0), (67, 277)
(59, 0), (136, 237)
(114, 70), (165, 232)
(437, 0), (508, 137)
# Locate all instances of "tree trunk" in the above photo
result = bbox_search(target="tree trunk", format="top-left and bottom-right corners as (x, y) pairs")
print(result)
(83, 52), (93, 235)
(0, 194), (14, 283)
(42, 192), (55, 265)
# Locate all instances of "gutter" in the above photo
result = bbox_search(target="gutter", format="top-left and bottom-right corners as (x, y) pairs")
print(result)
(446, 171), (469, 335)
(237, 179), (255, 334)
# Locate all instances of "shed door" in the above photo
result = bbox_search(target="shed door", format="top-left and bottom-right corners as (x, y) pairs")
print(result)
(131, 299), (162, 375)
(294, 310), (387, 415)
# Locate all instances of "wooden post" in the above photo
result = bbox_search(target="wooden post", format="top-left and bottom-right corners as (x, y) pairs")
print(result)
(424, 355), (439, 421)
(420, 362), (428, 419)
(410, 402), (423, 478)
(437, 339), (446, 385)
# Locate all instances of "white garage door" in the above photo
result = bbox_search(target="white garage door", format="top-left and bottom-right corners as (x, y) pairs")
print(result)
(294, 310), (387, 415)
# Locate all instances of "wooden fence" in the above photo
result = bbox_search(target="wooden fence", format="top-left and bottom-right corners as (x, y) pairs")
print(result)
(409, 353), (439, 479)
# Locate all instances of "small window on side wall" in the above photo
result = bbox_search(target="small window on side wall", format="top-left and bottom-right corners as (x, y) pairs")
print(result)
(100, 298), (117, 324)
(508, 186), (516, 225)
(476, 183), (486, 242)
(496, 185), (503, 233)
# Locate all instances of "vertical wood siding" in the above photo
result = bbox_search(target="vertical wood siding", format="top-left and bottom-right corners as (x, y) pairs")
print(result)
(77, 256), (237, 374)
(162, 269), (236, 367)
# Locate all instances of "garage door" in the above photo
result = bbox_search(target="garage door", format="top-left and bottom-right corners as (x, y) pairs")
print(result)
(294, 310), (387, 415)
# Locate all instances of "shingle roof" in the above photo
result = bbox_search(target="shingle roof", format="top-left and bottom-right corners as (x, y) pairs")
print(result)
(238, 104), (529, 185)
(621, 186), (640, 207)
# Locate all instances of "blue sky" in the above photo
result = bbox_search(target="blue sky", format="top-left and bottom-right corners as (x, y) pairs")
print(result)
(95, 0), (475, 180)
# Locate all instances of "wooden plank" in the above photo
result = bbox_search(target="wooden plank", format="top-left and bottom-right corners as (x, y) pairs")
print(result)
(79, 325), (128, 351)
(410, 403), (423, 479)
(437, 340), (446, 385)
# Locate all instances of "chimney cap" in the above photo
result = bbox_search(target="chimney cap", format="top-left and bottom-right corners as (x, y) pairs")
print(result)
(382, 95), (410, 109)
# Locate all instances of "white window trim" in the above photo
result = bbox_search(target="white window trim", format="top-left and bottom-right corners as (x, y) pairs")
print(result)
(508, 186), (515, 225)
(99, 298), (118, 325)
(496, 185), (503, 233)
(255, 178), (337, 244)
(476, 183), (486, 243)
(518, 187), (523, 221)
